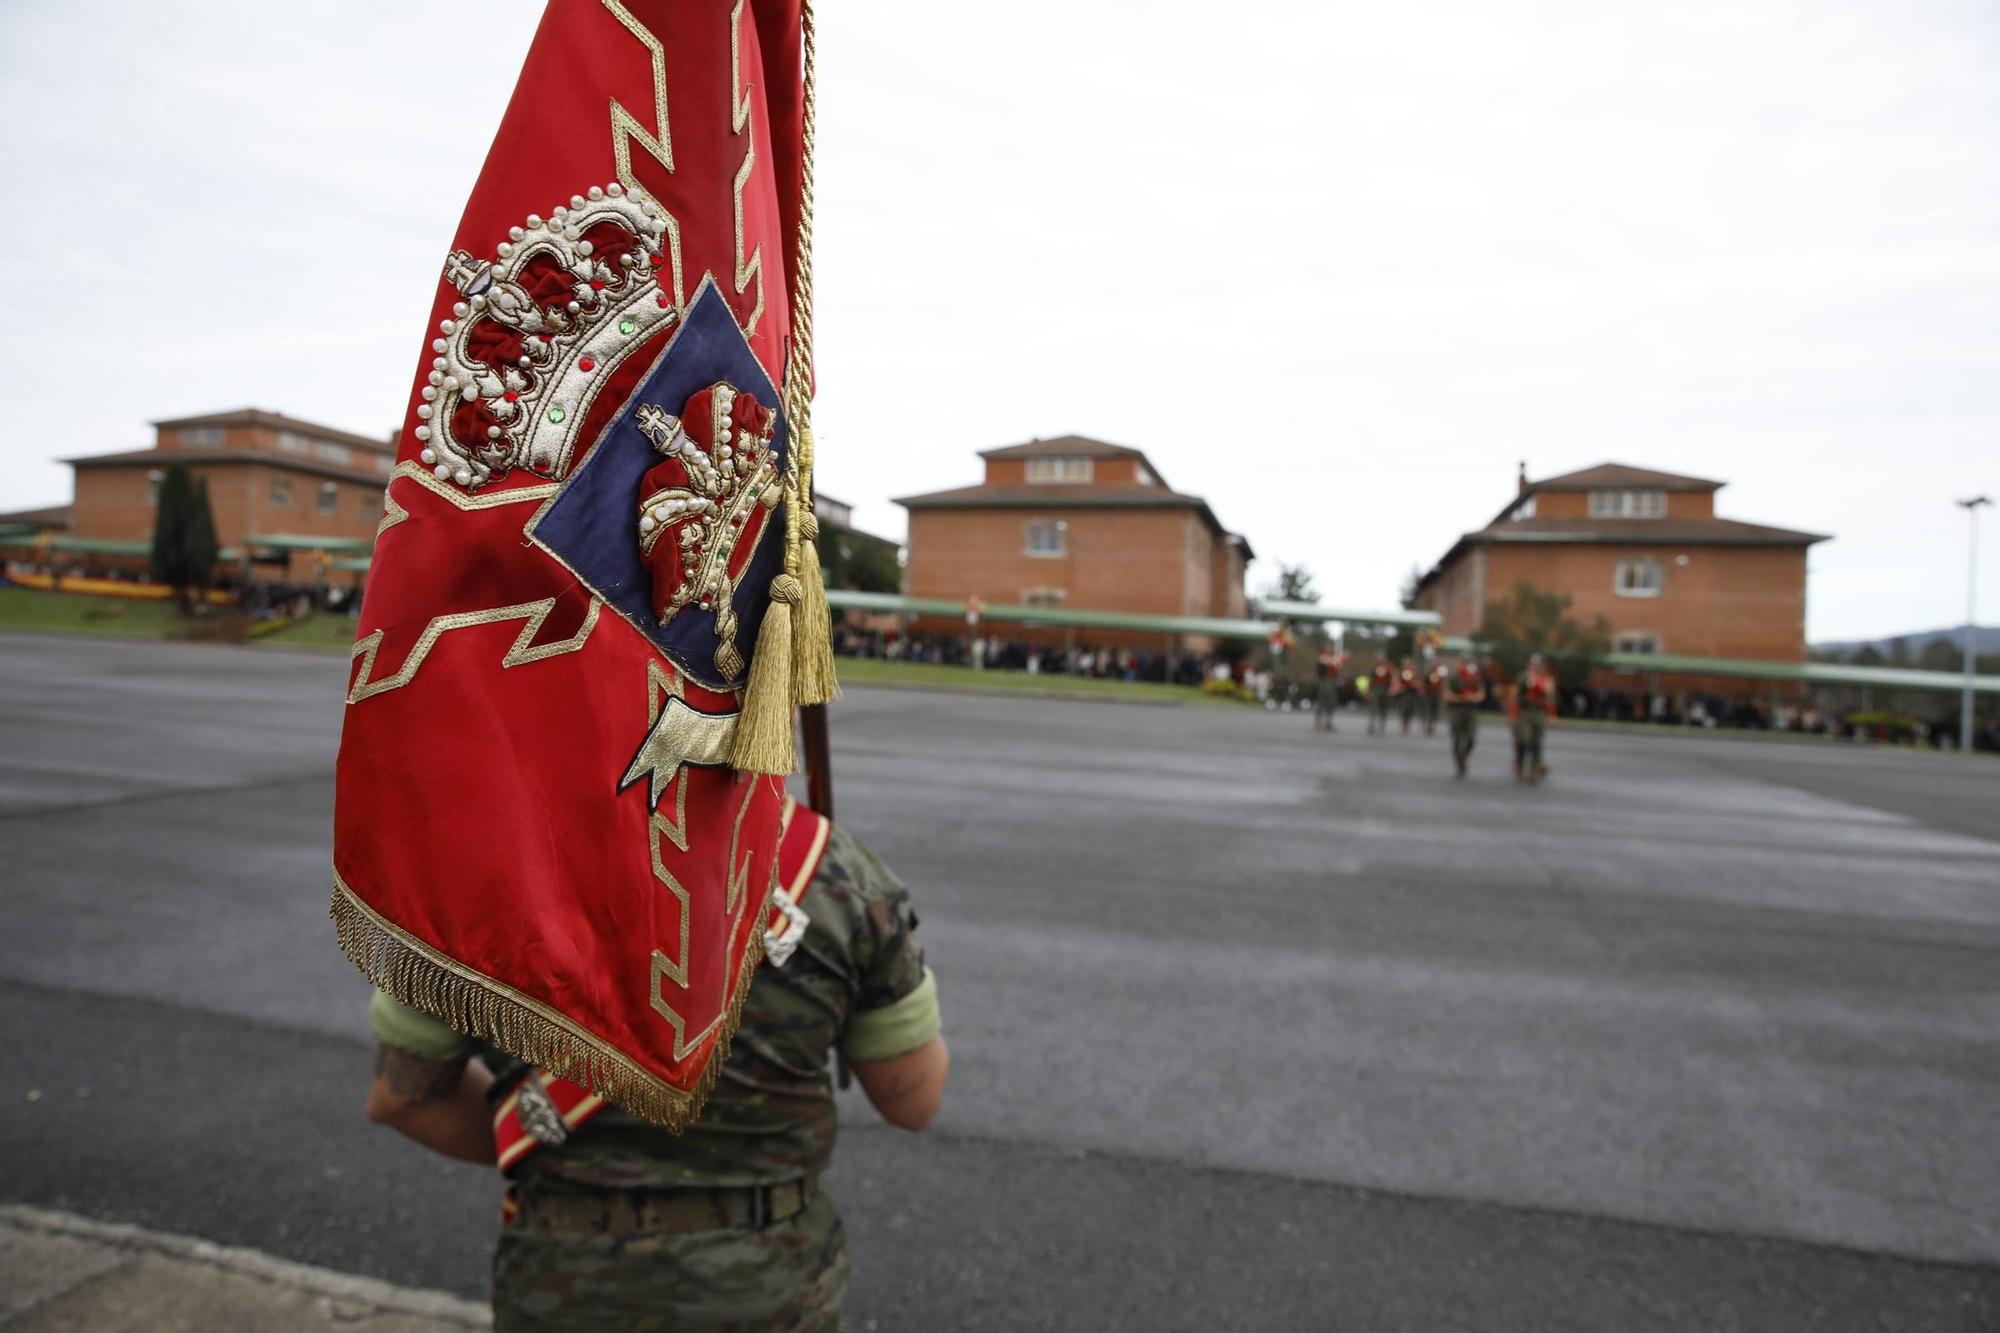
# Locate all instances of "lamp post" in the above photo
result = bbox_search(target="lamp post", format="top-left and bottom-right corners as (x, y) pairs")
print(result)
(1960, 496), (1991, 753)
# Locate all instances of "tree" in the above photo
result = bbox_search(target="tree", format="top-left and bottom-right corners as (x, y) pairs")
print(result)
(1918, 636), (1962, 673)
(1258, 564), (1325, 672)
(1474, 581), (1610, 692)
(1261, 563), (1319, 606)
(149, 464), (218, 613)
(820, 531), (900, 594)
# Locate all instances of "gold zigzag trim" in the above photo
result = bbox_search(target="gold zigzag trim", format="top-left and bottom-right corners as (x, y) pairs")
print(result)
(728, 0), (765, 335)
(603, 0), (687, 310)
(333, 872), (719, 1131)
(378, 460), (558, 538)
(348, 598), (602, 704)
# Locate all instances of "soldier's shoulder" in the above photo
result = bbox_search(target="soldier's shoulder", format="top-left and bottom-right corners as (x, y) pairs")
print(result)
(804, 825), (916, 952)
(810, 825), (904, 902)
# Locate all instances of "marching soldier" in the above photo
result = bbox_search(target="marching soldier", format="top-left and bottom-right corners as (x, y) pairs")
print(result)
(1510, 652), (1559, 783)
(1313, 647), (1345, 733)
(365, 806), (949, 1332)
(1423, 659), (1450, 737)
(1442, 656), (1488, 779)
(1396, 657), (1422, 735)
(1368, 656), (1394, 735)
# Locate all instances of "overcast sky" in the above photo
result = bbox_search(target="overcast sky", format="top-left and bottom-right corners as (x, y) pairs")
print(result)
(2, 1), (1995, 641)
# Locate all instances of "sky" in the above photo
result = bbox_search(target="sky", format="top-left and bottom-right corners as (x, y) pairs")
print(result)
(1, 0), (1995, 642)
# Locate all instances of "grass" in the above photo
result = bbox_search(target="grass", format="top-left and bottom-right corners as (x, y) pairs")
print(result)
(0, 588), (1226, 704)
(249, 611), (364, 651)
(831, 656), (1238, 705)
(0, 586), (193, 638)
(0, 586), (362, 652)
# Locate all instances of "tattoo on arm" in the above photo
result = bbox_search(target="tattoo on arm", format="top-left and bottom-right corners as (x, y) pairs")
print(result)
(373, 1044), (466, 1107)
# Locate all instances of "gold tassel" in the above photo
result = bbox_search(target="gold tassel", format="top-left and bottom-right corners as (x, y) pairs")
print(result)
(792, 510), (840, 704)
(731, 573), (800, 774)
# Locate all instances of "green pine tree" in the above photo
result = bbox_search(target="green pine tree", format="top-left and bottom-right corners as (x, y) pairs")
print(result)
(149, 464), (218, 613)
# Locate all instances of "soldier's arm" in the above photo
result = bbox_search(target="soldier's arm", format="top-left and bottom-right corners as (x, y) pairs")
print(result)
(851, 1034), (949, 1132)
(365, 1043), (497, 1165)
(829, 828), (950, 1132)
(362, 990), (497, 1165)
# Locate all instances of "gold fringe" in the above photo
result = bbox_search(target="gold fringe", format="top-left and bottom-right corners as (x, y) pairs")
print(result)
(730, 573), (800, 774)
(792, 511), (839, 705)
(331, 872), (776, 1134)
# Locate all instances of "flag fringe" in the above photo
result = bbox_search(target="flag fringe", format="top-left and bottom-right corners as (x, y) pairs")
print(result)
(331, 872), (770, 1134)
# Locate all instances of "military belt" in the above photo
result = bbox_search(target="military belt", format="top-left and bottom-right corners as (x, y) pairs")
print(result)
(510, 1177), (817, 1235)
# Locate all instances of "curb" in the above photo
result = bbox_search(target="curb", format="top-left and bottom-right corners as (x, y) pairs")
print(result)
(0, 1204), (489, 1329)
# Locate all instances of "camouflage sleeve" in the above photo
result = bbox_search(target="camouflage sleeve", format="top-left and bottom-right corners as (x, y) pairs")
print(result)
(824, 827), (940, 1063)
(368, 989), (475, 1063)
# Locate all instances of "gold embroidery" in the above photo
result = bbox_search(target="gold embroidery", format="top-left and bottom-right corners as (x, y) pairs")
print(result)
(723, 773), (758, 917)
(387, 460), (559, 512)
(623, 693), (739, 807)
(348, 597), (601, 704)
(647, 860), (692, 990)
(728, 0), (764, 335)
(602, 0), (686, 310)
(646, 660), (691, 853)
(333, 871), (712, 1128)
(376, 487), (408, 538)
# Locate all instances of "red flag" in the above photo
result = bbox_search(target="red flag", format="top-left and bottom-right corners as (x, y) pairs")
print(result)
(333, 0), (816, 1130)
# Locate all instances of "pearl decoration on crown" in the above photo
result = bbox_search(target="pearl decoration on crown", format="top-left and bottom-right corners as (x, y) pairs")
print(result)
(416, 184), (680, 492)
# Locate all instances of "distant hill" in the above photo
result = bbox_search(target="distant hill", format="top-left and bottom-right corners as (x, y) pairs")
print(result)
(1814, 624), (2000, 657)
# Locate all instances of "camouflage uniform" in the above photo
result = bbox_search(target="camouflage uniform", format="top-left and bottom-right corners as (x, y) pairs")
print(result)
(371, 826), (937, 1333)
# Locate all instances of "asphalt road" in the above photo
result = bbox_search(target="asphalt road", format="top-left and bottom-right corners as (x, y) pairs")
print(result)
(2, 632), (1997, 1331)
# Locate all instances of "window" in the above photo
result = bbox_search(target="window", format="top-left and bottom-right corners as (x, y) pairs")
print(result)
(374, 454), (396, 476)
(313, 441), (353, 465)
(1615, 557), (1662, 597)
(1510, 495), (1537, 521)
(317, 482), (338, 514)
(1026, 457), (1092, 484)
(1615, 631), (1662, 654)
(147, 470), (163, 505)
(1022, 587), (1067, 607)
(277, 430), (313, 456)
(1134, 464), (1156, 487)
(1024, 519), (1067, 557)
(1590, 489), (1666, 518)
(270, 477), (294, 507)
(178, 426), (223, 448)
(360, 490), (380, 519)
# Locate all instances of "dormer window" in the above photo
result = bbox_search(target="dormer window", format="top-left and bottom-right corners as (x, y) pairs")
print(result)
(1510, 495), (1537, 521)
(1026, 456), (1092, 484)
(1590, 489), (1666, 518)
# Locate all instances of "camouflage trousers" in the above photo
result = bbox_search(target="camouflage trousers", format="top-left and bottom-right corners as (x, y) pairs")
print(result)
(493, 1192), (849, 1332)
(1448, 705), (1478, 763)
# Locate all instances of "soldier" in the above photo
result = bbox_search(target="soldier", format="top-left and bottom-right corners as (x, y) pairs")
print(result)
(1510, 652), (1559, 783)
(1442, 656), (1488, 779)
(1423, 659), (1451, 737)
(1368, 656), (1394, 735)
(1313, 647), (1345, 733)
(363, 810), (948, 1332)
(1395, 657), (1421, 735)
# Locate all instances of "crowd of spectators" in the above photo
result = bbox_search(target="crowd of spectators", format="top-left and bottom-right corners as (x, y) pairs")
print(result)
(832, 626), (1213, 685)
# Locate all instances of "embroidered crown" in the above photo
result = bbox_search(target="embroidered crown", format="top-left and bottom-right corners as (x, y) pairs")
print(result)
(413, 184), (679, 492)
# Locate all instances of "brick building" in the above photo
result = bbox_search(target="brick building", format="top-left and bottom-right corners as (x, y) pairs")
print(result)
(23, 409), (395, 587)
(896, 435), (1252, 652)
(1411, 462), (1827, 674)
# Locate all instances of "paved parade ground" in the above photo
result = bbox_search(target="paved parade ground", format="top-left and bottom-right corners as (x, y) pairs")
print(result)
(2, 632), (1997, 1330)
